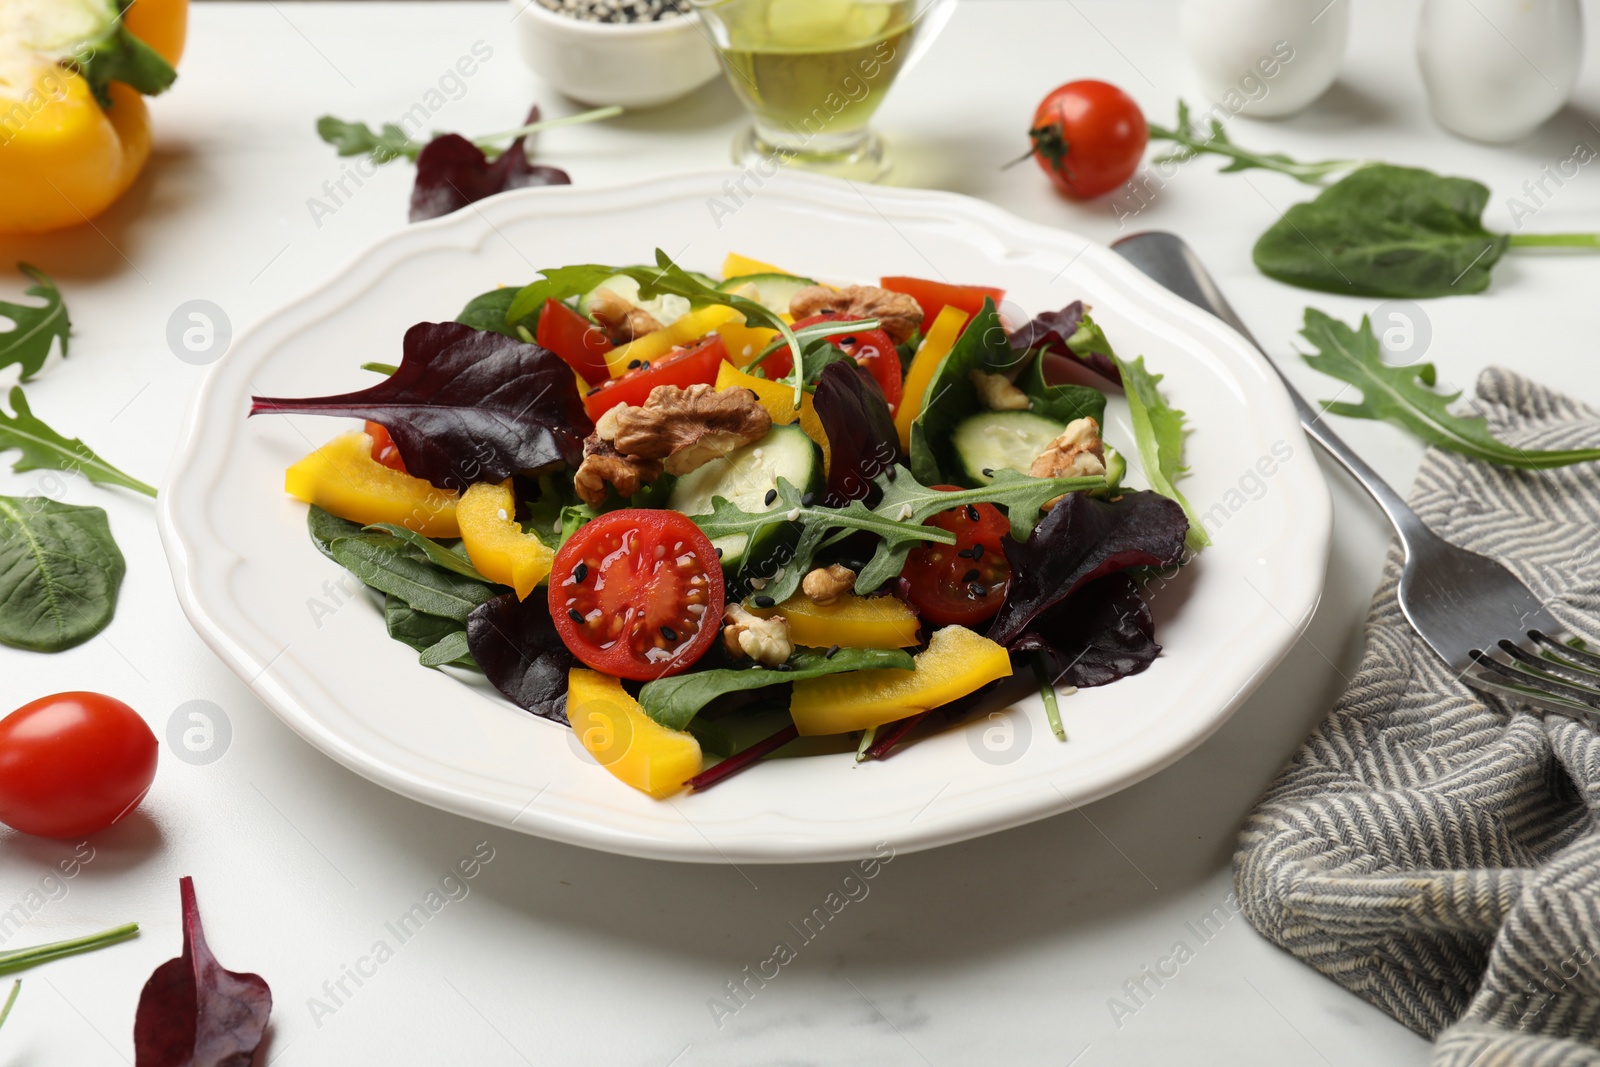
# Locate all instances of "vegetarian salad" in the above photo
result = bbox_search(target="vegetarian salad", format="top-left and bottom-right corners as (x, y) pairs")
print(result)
(249, 250), (1199, 799)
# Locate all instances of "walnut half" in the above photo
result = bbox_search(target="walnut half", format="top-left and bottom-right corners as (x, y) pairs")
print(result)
(587, 287), (662, 345)
(573, 384), (772, 504)
(723, 604), (793, 667)
(788, 285), (923, 345)
(1029, 417), (1107, 509)
(802, 564), (855, 605)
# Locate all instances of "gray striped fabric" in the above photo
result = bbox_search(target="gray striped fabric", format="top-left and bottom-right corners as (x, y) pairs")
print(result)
(1235, 368), (1600, 1065)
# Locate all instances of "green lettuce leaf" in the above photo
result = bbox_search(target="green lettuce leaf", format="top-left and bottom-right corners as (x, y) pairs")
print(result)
(1113, 355), (1209, 550)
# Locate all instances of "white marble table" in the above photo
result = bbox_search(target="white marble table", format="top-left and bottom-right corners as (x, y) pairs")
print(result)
(5, 1), (1598, 1062)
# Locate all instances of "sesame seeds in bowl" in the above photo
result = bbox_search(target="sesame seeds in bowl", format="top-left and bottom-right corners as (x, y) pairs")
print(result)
(511, 0), (721, 109)
(537, 0), (690, 23)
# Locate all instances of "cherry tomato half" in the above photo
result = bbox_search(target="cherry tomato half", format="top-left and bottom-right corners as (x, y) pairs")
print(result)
(0, 692), (158, 839)
(900, 489), (1013, 626)
(549, 509), (726, 681)
(771, 314), (903, 413)
(1025, 80), (1148, 199)
(880, 277), (1006, 337)
(582, 334), (729, 421)
(536, 298), (614, 386)
(365, 421), (407, 472)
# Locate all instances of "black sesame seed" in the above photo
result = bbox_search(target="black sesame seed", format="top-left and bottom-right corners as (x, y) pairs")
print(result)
(801, 492), (816, 507)
(753, 594), (775, 608)
(886, 467), (897, 481)
(971, 544), (984, 561)
(568, 608), (585, 624)
(715, 547), (723, 559)
(839, 336), (857, 346)
(982, 468), (994, 477)
(660, 625), (678, 641)
(586, 386), (602, 396)
(763, 488), (778, 506)
(971, 584), (989, 598)
(773, 663), (791, 672)
(747, 389), (761, 400)
(965, 505), (980, 522)
(639, 360), (651, 370)
(963, 569), (980, 583)
(825, 644), (840, 659)
(573, 562), (588, 582)
(627, 359), (641, 369)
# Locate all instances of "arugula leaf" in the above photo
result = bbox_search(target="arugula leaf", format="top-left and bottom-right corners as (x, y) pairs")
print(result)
(0, 387), (156, 497)
(0, 265), (70, 381)
(329, 535), (496, 621)
(316, 116), (419, 164)
(908, 298), (1022, 484)
(1299, 309), (1600, 469)
(0, 496), (126, 652)
(639, 647), (915, 730)
(1253, 165), (1511, 298)
(1113, 355), (1209, 550)
(508, 249), (805, 400)
(689, 477), (953, 603)
(1148, 100), (1362, 185)
(361, 524), (488, 581)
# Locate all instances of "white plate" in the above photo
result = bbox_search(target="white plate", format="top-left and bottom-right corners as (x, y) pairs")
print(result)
(159, 171), (1330, 864)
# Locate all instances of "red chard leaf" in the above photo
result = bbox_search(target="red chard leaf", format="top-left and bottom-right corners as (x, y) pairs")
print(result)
(466, 591), (576, 724)
(1008, 301), (1121, 385)
(986, 490), (1187, 647)
(410, 106), (570, 222)
(250, 322), (593, 493)
(134, 877), (270, 1067)
(1010, 573), (1161, 688)
(811, 360), (903, 507)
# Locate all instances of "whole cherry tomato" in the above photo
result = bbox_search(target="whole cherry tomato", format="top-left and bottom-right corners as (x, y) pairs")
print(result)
(1020, 80), (1148, 199)
(0, 692), (158, 838)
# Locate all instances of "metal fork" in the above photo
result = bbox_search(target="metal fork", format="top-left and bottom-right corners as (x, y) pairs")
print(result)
(1111, 231), (1600, 722)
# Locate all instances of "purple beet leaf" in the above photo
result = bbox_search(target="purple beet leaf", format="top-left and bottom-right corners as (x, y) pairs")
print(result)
(467, 591), (576, 725)
(250, 321), (592, 493)
(410, 105), (570, 222)
(811, 360), (903, 507)
(986, 490), (1187, 647)
(1008, 300), (1121, 385)
(1011, 573), (1161, 688)
(134, 877), (270, 1067)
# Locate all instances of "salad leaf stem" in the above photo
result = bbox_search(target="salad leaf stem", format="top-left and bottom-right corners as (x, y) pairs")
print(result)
(687, 724), (799, 792)
(743, 318), (881, 374)
(1506, 232), (1600, 249)
(0, 981), (16, 1034)
(471, 106), (622, 150)
(1147, 100), (1368, 185)
(856, 727), (876, 762)
(1035, 656), (1065, 742)
(361, 361), (399, 375)
(0, 923), (138, 976)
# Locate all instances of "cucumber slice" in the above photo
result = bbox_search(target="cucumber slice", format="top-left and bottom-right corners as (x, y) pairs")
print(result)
(575, 275), (692, 328)
(1100, 445), (1126, 495)
(951, 411), (1068, 485)
(715, 272), (818, 318)
(670, 424), (821, 570)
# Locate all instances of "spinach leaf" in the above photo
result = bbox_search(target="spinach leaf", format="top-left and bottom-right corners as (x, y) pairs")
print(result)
(1299, 308), (1600, 468)
(1113, 355), (1209, 550)
(0, 496), (126, 652)
(329, 535), (496, 621)
(455, 287), (530, 338)
(466, 592), (575, 724)
(418, 631), (473, 669)
(0, 265), (70, 381)
(908, 298), (1020, 484)
(1019, 351), (1107, 426)
(1252, 165), (1510, 298)
(362, 523), (488, 581)
(0, 387), (157, 497)
(384, 594), (460, 649)
(639, 647), (915, 731)
(308, 506), (363, 560)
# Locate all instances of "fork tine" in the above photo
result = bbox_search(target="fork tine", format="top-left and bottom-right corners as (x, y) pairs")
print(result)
(1497, 640), (1600, 693)
(1463, 673), (1600, 723)
(1529, 630), (1600, 675)
(1469, 650), (1600, 711)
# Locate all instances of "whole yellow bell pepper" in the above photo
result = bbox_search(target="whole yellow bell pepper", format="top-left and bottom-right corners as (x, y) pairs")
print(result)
(752, 591), (920, 649)
(0, 0), (187, 235)
(457, 480), (553, 600)
(568, 669), (702, 798)
(285, 431), (460, 538)
(789, 625), (1012, 736)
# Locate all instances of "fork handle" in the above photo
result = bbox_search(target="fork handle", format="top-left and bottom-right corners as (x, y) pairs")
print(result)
(1109, 232), (1431, 545)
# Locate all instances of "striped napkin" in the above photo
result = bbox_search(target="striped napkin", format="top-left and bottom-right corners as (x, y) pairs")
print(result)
(1235, 368), (1600, 1065)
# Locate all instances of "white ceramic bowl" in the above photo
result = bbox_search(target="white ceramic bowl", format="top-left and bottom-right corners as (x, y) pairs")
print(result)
(508, 1), (722, 109)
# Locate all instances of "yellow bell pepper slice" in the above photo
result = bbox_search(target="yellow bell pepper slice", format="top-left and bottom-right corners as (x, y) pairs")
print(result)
(894, 305), (970, 451)
(790, 625), (1012, 736)
(285, 431), (459, 538)
(722, 252), (791, 279)
(752, 591), (920, 649)
(798, 394), (829, 472)
(715, 320), (780, 367)
(605, 305), (742, 377)
(567, 669), (702, 798)
(715, 361), (799, 424)
(457, 480), (553, 600)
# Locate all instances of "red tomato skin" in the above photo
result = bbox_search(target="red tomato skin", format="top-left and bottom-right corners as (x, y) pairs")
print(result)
(364, 421), (407, 472)
(536, 299), (614, 385)
(549, 509), (726, 681)
(790, 313), (903, 413)
(879, 277), (1006, 336)
(582, 335), (729, 421)
(1029, 80), (1148, 199)
(0, 693), (158, 839)
(900, 489), (1013, 626)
